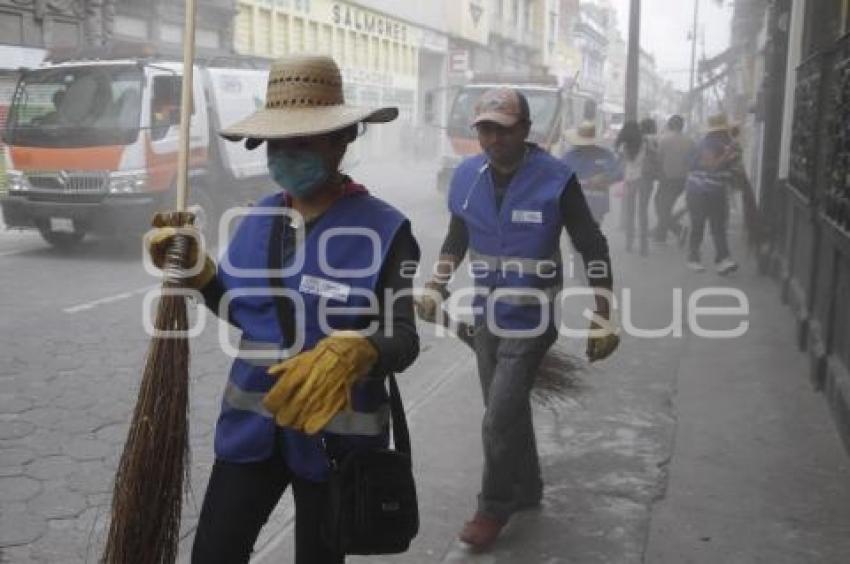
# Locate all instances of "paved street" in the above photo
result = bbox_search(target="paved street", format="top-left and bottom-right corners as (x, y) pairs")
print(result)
(1, 157), (849, 563)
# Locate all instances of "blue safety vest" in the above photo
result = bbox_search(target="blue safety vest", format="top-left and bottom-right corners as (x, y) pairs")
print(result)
(215, 190), (411, 481)
(448, 146), (573, 333)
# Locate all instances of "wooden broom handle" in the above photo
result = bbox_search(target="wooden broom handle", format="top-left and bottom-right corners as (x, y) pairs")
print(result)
(175, 0), (197, 212)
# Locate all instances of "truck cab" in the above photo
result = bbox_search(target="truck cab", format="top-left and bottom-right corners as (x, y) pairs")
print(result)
(1, 45), (268, 249)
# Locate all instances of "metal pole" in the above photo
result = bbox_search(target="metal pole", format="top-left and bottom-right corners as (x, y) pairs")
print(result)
(176, 0), (197, 211)
(624, 0), (640, 122)
(688, 0), (699, 127)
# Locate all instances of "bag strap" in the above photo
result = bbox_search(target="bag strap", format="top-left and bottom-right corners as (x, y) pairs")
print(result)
(387, 373), (411, 457)
(268, 212), (296, 350)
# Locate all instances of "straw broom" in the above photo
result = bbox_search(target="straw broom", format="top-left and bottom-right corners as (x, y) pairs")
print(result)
(102, 1), (199, 562)
(432, 308), (585, 408)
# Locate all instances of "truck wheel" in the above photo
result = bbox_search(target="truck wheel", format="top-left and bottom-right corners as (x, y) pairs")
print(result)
(36, 220), (86, 251)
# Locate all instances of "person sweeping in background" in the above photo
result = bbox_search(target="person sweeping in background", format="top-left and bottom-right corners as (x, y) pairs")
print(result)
(561, 120), (624, 227)
(685, 113), (739, 274)
(146, 54), (420, 563)
(415, 87), (619, 552)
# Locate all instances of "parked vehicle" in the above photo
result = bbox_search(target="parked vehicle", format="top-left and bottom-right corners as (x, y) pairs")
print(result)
(1, 43), (269, 249)
(434, 73), (593, 193)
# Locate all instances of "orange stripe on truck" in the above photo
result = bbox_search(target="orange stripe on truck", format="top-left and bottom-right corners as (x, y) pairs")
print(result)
(10, 145), (124, 171)
(144, 135), (208, 193)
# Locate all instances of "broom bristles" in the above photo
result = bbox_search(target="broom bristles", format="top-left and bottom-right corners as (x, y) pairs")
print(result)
(441, 316), (585, 407)
(103, 228), (193, 564)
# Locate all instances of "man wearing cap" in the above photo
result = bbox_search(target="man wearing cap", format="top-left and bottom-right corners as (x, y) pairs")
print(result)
(416, 88), (619, 550)
(562, 121), (624, 225)
(145, 55), (420, 563)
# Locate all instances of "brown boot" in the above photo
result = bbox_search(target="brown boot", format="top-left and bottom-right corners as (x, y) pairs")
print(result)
(458, 512), (506, 551)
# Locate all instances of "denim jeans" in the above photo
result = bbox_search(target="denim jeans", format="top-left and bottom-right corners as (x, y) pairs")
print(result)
(473, 324), (557, 520)
(686, 188), (731, 263)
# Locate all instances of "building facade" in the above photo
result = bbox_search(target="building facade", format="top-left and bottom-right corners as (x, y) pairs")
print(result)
(232, 0), (451, 158)
(572, 0), (607, 100)
(446, 0), (554, 80)
(0, 0), (236, 55)
(740, 0), (850, 452)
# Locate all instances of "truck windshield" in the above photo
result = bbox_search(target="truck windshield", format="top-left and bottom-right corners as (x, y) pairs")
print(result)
(448, 87), (560, 144)
(4, 64), (143, 147)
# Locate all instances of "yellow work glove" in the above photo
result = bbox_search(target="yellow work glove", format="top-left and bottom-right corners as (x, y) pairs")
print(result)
(415, 281), (448, 323)
(146, 211), (216, 289)
(262, 331), (379, 434)
(586, 315), (620, 362)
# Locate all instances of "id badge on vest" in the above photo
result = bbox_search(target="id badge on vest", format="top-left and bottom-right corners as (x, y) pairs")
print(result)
(512, 209), (543, 224)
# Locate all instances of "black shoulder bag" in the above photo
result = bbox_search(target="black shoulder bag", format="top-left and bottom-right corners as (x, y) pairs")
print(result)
(323, 374), (419, 555)
(267, 213), (419, 555)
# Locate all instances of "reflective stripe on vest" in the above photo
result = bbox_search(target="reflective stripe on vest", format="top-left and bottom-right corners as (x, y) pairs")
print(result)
(491, 286), (559, 306)
(223, 380), (390, 436)
(236, 337), (291, 368)
(468, 249), (562, 277)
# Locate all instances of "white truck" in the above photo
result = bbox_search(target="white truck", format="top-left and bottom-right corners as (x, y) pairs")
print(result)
(1, 44), (270, 249)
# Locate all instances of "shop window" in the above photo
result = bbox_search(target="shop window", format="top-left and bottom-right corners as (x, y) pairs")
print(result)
(274, 14), (290, 55)
(308, 22), (318, 53)
(333, 28), (344, 63)
(48, 19), (80, 48)
(382, 39), (391, 71)
(235, 4), (253, 54)
(321, 24), (332, 55)
(346, 31), (356, 65)
(357, 33), (368, 68)
(371, 37), (380, 70)
(0, 12), (22, 45)
(292, 17), (304, 53)
(256, 8), (271, 55)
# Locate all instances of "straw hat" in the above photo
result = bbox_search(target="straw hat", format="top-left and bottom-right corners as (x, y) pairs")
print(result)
(565, 121), (599, 146)
(706, 113), (730, 132)
(220, 55), (398, 144)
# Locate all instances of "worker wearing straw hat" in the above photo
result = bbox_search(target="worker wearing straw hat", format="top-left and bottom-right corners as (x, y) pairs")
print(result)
(562, 121), (623, 225)
(146, 54), (420, 563)
(685, 112), (739, 274)
(415, 87), (620, 551)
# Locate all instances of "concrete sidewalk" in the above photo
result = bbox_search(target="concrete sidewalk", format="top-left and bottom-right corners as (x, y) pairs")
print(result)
(644, 249), (850, 563)
(254, 210), (850, 563)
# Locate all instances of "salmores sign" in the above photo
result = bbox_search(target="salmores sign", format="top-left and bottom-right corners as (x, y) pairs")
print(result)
(331, 2), (408, 43)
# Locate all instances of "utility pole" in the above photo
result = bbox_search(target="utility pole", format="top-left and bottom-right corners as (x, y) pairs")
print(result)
(624, 0), (640, 123)
(688, 0), (699, 127)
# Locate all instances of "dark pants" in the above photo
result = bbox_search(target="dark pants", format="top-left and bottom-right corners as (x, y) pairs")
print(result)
(686, 188), (731, 263)
(473, 324), (557, 521)
(191, 451), (343, 564)
(623, 178), (654, 253)
(654, 177), (686, 241)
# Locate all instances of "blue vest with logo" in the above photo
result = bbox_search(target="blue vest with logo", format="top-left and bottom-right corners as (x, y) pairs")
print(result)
(215, 190), (410, 481)
(448, 147), (573, 332)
